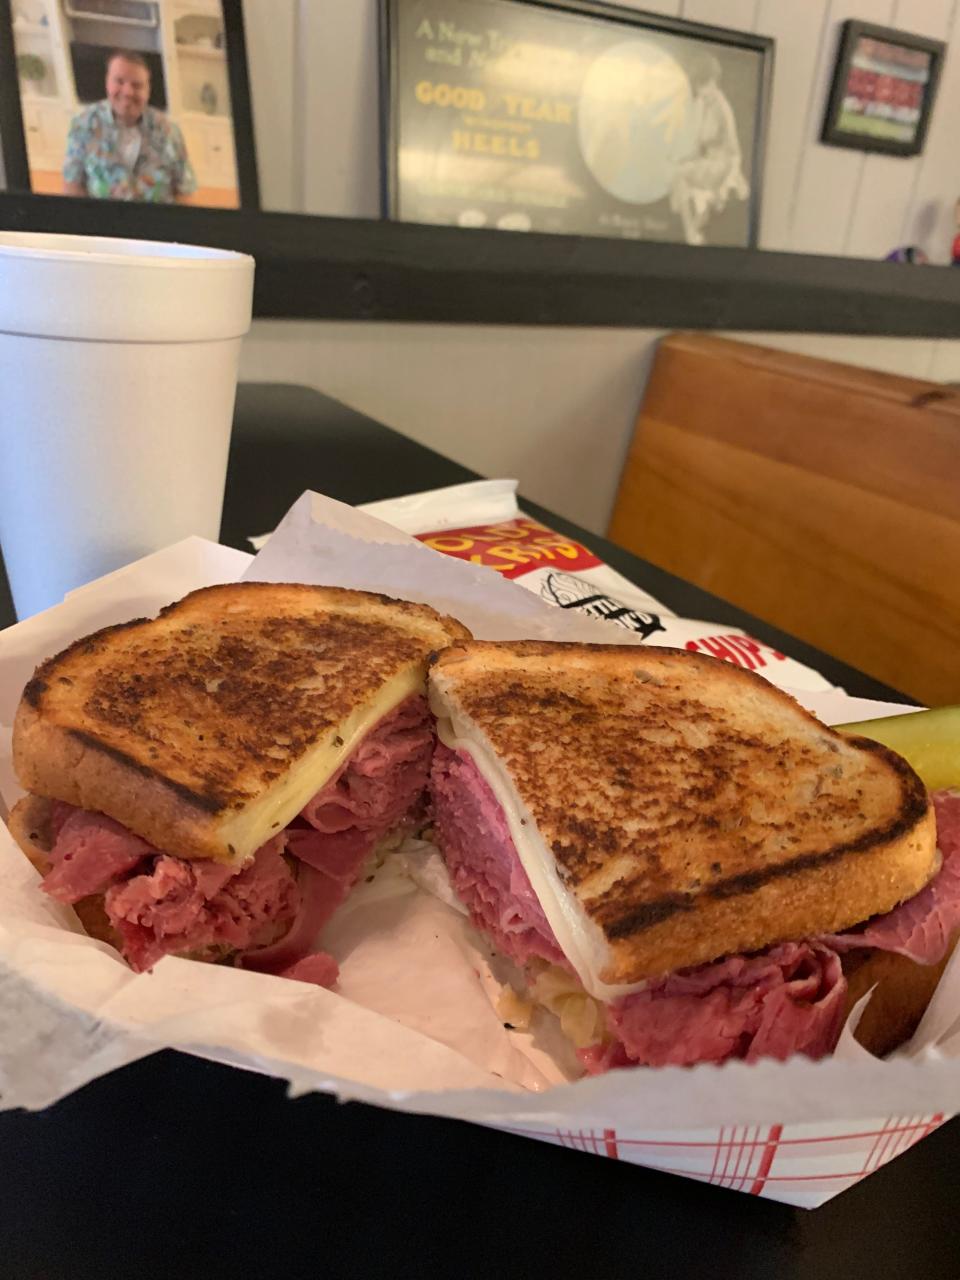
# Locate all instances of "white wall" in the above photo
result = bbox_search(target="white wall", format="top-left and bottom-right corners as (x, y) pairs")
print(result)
(251, 0), (960, 263)
(237, 0), (960, 536)
(5, 5), (956, 535)
(239, 323), (955, 536)
(8, 0), (960, 248)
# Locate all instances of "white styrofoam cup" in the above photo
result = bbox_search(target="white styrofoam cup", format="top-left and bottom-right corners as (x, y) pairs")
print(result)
(0, 231), (254, 618)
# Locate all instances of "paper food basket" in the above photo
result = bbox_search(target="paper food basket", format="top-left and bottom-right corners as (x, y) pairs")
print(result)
(1, 492), (958, 1210)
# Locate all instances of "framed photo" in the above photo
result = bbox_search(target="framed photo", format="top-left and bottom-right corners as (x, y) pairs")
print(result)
(379, 0), (773, 248)
(0, 0), (258, 209)
(821, 20), (945, 157)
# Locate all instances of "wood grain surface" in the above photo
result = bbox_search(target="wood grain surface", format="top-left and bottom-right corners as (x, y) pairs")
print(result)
(608, 333), (960, 705)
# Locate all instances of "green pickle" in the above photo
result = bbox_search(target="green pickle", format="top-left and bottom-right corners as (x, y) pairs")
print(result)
(835, 706), (960, 792)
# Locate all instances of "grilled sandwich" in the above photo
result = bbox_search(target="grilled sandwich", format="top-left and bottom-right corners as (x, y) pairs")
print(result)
(9, 582), (470, 980)
(428, 642), (959, 1068)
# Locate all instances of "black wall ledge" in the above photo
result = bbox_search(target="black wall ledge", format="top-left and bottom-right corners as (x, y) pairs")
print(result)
(2, 190), (960, 335)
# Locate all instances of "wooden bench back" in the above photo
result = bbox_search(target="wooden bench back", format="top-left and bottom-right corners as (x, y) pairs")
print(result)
(607, 333), (960, 705)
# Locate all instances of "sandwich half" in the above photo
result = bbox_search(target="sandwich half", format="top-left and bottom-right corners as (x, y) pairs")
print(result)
(9, 582), (470, 981)
(428, 641), (960, 1068)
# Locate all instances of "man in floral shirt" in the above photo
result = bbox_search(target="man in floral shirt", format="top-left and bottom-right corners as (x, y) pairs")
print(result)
(63, 50), (196, 203)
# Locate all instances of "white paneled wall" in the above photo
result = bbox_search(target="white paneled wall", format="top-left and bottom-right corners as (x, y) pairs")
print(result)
(298, 0), (380, 218)
(239, 320), (951, 534)
(789, 0), (896, 257)
(232, 0), (960, 536)
(243, 0), (297, 213)
(3, 0), (959, 260)
(754, 0), (830, 252)
(0, 3), (954, 532)
(902, 0), (960, 260)
(250, 0), (960, 262)
(679, 0), (758, 32)
(241, 321), (669, 532)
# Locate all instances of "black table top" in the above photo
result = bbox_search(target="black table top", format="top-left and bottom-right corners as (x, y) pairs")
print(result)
(1, 383), (954, 1280)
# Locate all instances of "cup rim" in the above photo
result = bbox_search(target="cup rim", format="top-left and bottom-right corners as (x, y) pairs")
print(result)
(0, 231), (253, 270)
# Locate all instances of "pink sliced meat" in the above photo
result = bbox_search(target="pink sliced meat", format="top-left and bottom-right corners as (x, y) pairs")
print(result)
(602, 942), (846, 1070)
(299, 696), (433, 844)
(38, 695), (435, 977)
(282, 828), (371, 929)
(242, 695), (436, 976)
(42, 809), (153, 903)
(285, 825), (373, 879)
(431, 754), (960, 1072)
(240, 820), (404, 984)
(280, 952), (341, 987)
(50, 800), (80, 843)
(245, 694), (436, 972)
(238, 862), (342, 978)
(105, 835), (299, 972)
(430, 744), (567, 969)
(823, 790), (960, 965)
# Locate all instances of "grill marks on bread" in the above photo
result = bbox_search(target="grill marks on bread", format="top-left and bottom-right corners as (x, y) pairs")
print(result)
(17, 583), (470, 819)
(67, 611), (425, 810)
(437, 656), (891, 906)
(430, 642), (937, 982)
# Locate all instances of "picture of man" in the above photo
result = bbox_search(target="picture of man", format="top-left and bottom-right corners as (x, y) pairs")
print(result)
(63, 49), (197, 203)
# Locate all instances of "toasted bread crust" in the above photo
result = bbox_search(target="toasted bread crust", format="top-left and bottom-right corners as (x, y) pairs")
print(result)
(430, 642), (937, 982)
(14, 582), (470, 863)
(6, 796), (120, 947)
(6, 793), (55, 877)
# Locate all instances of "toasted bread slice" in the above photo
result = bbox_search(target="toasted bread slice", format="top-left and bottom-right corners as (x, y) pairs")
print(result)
(6, 793), (55, 879)
(14, 583), (470, 865)
(429, 642), (937, 990)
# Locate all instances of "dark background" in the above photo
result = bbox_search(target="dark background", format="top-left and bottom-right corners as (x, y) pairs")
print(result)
(1, 1048), (958, 1280)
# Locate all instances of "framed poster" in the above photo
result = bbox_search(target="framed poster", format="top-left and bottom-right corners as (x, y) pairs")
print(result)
(380, 0), (773, 247)
(0, 0), (258, 209)
(821, 20), (945, 157)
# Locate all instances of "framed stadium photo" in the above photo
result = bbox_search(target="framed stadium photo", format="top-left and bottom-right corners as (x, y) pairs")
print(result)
(821, 20), (945, 158)
(379, 0), (773, 247)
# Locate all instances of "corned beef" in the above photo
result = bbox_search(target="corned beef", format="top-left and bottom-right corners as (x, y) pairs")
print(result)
(280, 952), (341, 987)
(106, 836), (298, 972)
(245, 693), (436, 976)
(823, 791), (960, 965)
(42, 809), (153, 903)
(238, 862), (340, 981)
(299, 695), (433, 840)
(431, 741), (960, 1071)
(600, 942), (846, 1070)
(38, 695), (433, 980)
(430, 743), (567, 969)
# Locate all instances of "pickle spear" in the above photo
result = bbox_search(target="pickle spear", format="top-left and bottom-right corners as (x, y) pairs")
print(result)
(835, 706), (960, 792)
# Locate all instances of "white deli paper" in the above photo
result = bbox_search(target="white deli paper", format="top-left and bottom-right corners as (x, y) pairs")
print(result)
(1, 492), (958, 1211)
(253, 479), (836, 695)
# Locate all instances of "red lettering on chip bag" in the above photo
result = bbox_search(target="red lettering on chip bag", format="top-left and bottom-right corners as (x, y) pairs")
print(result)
(417, 517), (603, 579)
(685, 634), (787, 671)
